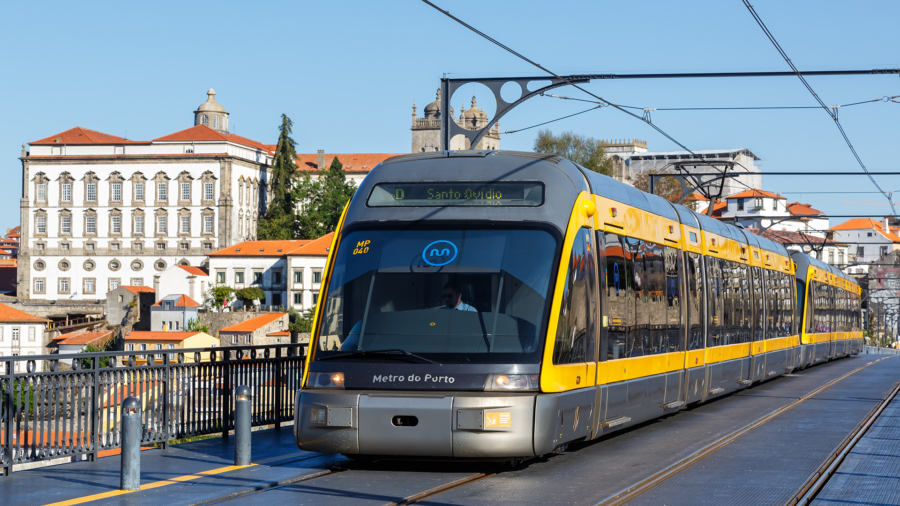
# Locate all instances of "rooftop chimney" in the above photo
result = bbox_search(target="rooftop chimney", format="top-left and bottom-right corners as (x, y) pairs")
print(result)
(884, 217), (890, 232)
(317, 150), (325, 170)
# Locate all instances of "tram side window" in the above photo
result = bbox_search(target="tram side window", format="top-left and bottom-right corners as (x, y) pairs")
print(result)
(764, 269), (776, 339)
(752, 267), (765, 341)
(706, 256), (723, 348)
(739, 264), (751, 343)
(646, 242), (667, 355)
(686, 252), (704, 350)
(663, 246), (683, 352)
(629, 238), (650, 358)
(603, 233), (629, 360)
(553, 229), (594, 365)
(805, 279), (815, 335)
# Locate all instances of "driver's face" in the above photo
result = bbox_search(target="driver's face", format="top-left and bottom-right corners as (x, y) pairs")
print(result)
(442, 290), (459, 305)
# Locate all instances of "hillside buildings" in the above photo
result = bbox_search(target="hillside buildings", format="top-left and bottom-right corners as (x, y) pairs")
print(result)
(0, 302), (50, 371)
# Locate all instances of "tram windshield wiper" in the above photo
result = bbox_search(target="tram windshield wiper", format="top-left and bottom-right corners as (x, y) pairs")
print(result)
(318, 349), (437, 364)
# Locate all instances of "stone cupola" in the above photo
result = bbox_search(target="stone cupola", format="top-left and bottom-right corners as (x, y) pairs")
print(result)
(194, 89), (229, 132)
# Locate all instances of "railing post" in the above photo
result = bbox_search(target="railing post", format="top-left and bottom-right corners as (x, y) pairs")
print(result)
(161, 354), (170, 450)
(90, 355), (100, 462)
(222, 350), (231, 440)
(234, 385), (251, 466)
(120, 397), (141, 491)
(274, 347), (282, 430)
(2, 359), (12, 477)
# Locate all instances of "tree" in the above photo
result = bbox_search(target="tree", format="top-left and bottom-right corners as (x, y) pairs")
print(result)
(258, 114), (300, 240)
(632, 169), (695, 207)
(186, 318), (210, 334)
(533, 129), (613, 176)
(288, 306), (315, 333)
(294, 156), (357, 239)
(206, 285), (235, 307)
(235, 287), (266, 307)
(79, 343), (111, 369)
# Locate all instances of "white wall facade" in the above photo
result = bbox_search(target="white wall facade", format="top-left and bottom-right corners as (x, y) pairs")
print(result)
(287, 255), (328, 311)
(208, 255), (288, 307)
(0, 323), (47, 371)
(155, 266), (209, 303)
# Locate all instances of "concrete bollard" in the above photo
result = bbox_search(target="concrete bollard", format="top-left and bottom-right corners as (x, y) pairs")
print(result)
(234, 385), (252, 466)
(120, 397), (142, 491)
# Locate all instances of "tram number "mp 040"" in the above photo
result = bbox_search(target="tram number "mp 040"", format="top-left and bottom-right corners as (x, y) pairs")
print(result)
(353, 240), (371, 255)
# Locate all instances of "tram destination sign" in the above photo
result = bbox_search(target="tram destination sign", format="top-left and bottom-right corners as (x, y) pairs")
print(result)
(368, 182), (544, 207)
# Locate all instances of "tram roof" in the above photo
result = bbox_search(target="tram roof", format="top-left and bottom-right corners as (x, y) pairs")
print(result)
(790, 250), (856, 286)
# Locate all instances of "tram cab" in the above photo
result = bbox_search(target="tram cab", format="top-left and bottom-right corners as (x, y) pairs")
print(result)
(293, 150), (862, 459)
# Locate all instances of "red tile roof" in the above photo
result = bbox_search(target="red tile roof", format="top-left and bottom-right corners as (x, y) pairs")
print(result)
(0, 303), (49, 323)
(220, 313), (287, 333)
(153, 125), (271, 153)
(0, 259), (17, 267)
(787, 202), (825, 216)
(829, 218), (900, 242)
(126, 331), (203, 342)
(726, 189), (785, 200)
(30, 127), (146, 146)
(296, 153), (402, 174)
(208, 239), (311, 257)
(177, 265), (209, 277)
(121, 285), (155, 294)
(152, 294), (201, 307)
(267, 330), (291, 337)
(289, 233), (334, 256)
(54, 330), (113, 345)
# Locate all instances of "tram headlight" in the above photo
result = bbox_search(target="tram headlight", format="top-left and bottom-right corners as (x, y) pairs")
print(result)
(307, 371), (345, 389)
(485, 374), (539, 391)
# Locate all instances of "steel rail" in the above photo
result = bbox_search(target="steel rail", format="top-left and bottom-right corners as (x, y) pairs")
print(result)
(788, 376), (900, 506)
(385, 472), (498, 506)
(199, 467), (344, 506)
(595, 356), (894, 506)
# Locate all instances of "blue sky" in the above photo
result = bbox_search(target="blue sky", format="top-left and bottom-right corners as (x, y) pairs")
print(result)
(1, 0), (898, 231)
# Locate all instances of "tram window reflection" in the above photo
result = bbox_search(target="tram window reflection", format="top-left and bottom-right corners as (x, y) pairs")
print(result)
(603, 233), (629, 360)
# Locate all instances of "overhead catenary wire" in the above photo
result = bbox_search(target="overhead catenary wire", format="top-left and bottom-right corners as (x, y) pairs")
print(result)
(741, 0), (897, 216)
(499, 105), (602, 134)
(538, 92), (899, 112)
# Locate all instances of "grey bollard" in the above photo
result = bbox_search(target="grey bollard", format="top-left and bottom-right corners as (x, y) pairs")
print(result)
(120, 397), (142, 491)
(234, 385), (252, 466)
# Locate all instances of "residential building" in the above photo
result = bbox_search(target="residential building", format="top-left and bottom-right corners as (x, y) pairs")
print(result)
(628, 148), (762, 198)
(218, 312), (288, 346)
(829, 218), (900, 274)
(51, 330), (113, 365)
(0, 302), (50, 372)
(752, 229), (850, 267)
(411, 89), (500, 152)
(286, 233), (332, 311)
(267, 329), (309, 355)
(19, 89), (274, 301)
(154, 264), (209, 303)
(150, 294), (201, 331)
(107, 285), (155, 330)
(124, 331), (218, 364)
(718, 190), (830, 237)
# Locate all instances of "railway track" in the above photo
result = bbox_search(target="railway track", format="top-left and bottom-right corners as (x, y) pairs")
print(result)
(597, 355), (898, 506)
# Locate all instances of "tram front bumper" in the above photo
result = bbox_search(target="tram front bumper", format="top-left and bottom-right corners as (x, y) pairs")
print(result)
(295, 389), (537, 458)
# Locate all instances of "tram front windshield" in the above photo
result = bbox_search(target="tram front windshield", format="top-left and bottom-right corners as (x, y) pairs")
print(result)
(315, 228), (558, 364)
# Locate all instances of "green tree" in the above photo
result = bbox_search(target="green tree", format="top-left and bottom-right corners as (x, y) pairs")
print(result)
(288, 306), (315, 333)
(79, 343), (111, 369)
(206, 285), (235, 307)
(235, 287), (266, 307)
(533, 129), (613, 176)
(632, 169), (695, 208)
(259, 114), (300, 240)
(294, 156), (356, 239)
(186, 318), (210, 334)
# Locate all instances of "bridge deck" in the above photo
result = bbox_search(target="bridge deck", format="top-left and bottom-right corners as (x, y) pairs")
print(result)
(6, 354), (899, 506)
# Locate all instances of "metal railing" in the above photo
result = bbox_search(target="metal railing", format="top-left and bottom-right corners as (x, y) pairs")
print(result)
(0, 344), (305, 476)
(864, 345), (900, 356)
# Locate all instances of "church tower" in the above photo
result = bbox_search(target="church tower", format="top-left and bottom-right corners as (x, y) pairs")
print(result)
(411, 89), (500, 152)
(194, 89), (229, 132)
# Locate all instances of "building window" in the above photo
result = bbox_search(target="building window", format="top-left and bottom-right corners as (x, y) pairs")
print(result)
(60, 215), (71, 234)
(85, 243), (94, 251)
(293, 270), (302, 284)
(127, 343), (134, 351)
(112, 183), (122, 202)
(86, 183), (96, 202)
(133, 242), (143, 252)
(34, 278), (45, 294)
(62, 183), (72, 202)
(293, 293), (301, 305)
(180, 216), (190, 234)
(12, 328), (19, 342)
(203, 215), (214, 234)
(313, 271), (322, 283)
(135, 183), (144, 201)
(828, 250), (835, 264)
(881, 246), (888, 257)
(59, 278), (70, 294)
(36, 216), (46, 234)
(754, 198), (762, 209)
(60, 243), (70, 251)
(203, 242), (212, 251)
(156, 344), (163, 359)
(216, 271), (225, 284)
(86, 216), (96, 234)
(235, 271), (244, 284)
(253, 272), (262, 284)
(232, 335), (237, 345)
(155, 260), (166, 270)
(28, 327), (35, 342)
(158, 183), (167, 202)
(204, 182), (214, 201)
(109, 279), (120, 291)
(156, 243), (166, 251)
(84, 260), (95, 271)
(84, 278), (95, 294)
(36, 243), (44, 251)
(111, 243), (120, 251)
(274, 271), (282, 284)
(181, 182), (190, 201)
(37, 184), (46, 202)
(838, 251), (844, 265)
(273, 293), (282, 306)
(773, 200), (778, 211)
(201, 115), (208, 126)
(134, 215), (144, 235)
(312, 293), (319, 305)
(213, 116), (219, 129)
(131, 278), (142, 286)
(157, 216), (167, 234)
(858, 246), (865, 258)
(112, 215), (122, 234)
(737, 199), (744, 211)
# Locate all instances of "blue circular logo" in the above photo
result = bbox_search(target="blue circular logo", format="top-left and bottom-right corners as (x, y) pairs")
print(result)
(423, 240), (458, 267)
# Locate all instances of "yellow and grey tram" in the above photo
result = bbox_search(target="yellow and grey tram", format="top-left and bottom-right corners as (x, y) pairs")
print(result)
(295, 150), (862, 459)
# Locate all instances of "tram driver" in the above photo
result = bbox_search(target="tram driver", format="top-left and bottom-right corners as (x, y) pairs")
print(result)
(440, 282), (477, 312)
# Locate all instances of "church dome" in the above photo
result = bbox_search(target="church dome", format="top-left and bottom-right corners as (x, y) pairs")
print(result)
(423, 88), (454, 119)
(460, 97), (489, 129)
(196, 88), (227, 113)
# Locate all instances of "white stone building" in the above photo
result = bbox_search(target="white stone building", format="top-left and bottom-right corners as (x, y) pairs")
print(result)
(0, 303), (50, 371)
(830, 218), (900, 274)
(719, 190), (830, 236)
(154, 264), (209, 303)
(19, 89), (274, 301)
(628, 148), (763, 198)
